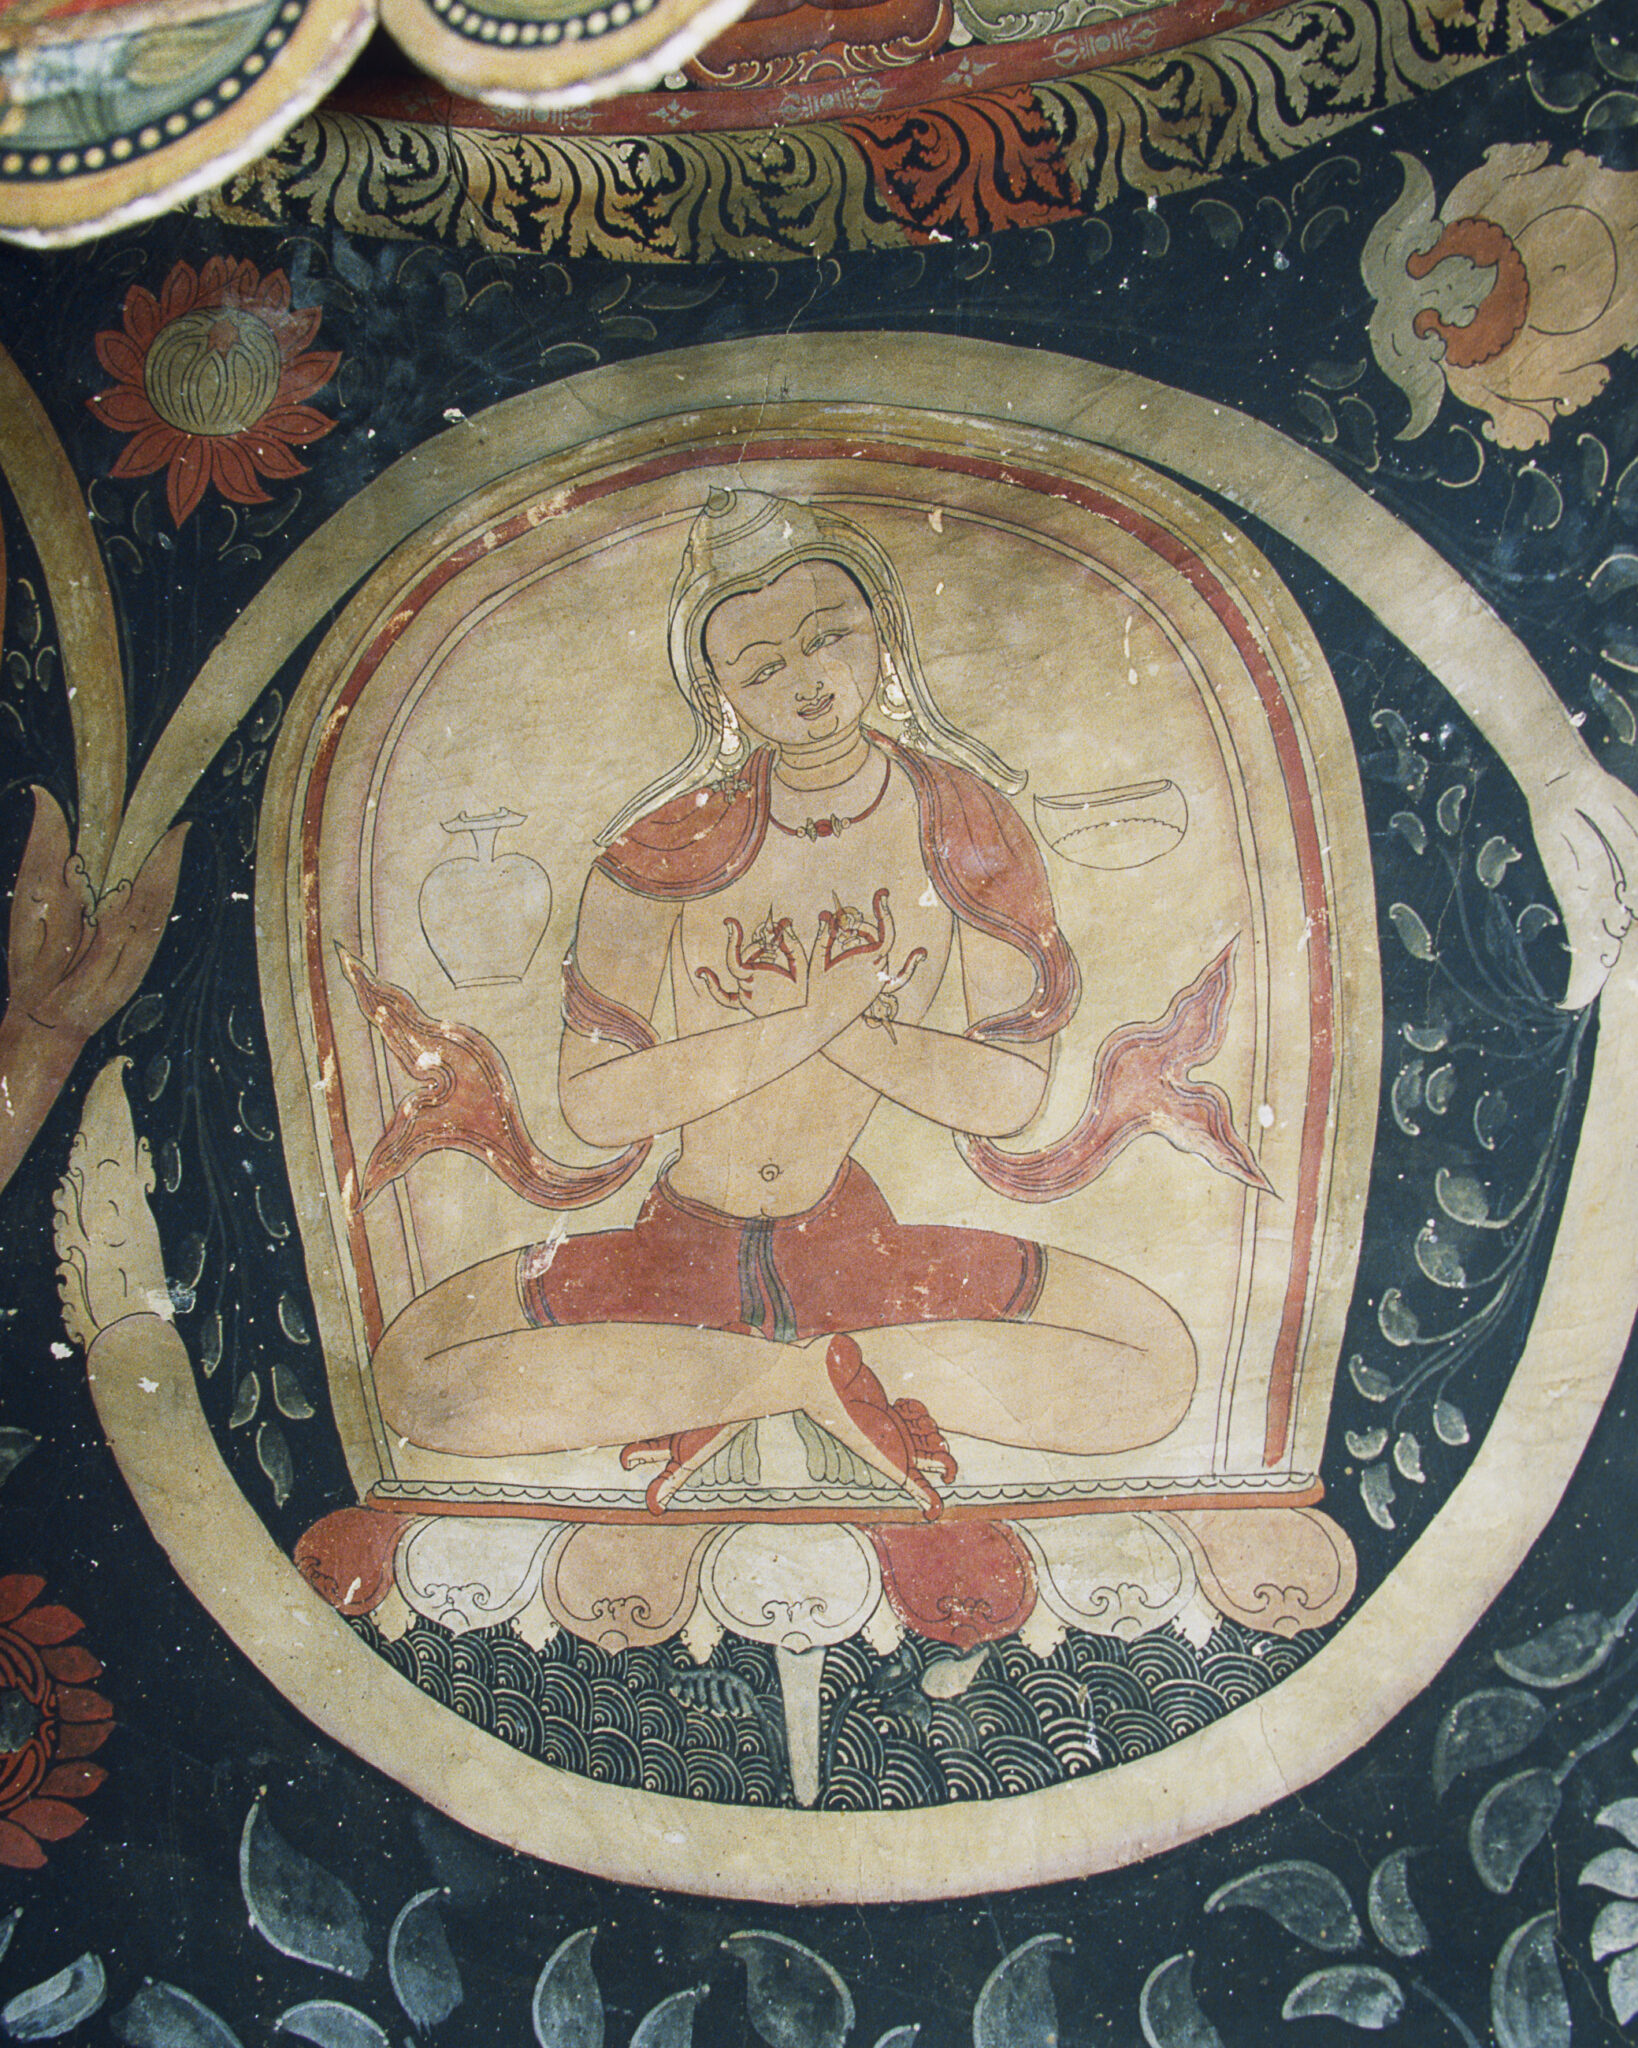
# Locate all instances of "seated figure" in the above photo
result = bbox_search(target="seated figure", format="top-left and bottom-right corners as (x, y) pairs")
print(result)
(366, 489), (1272, 1516)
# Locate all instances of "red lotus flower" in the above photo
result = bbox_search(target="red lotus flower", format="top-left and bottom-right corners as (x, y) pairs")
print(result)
(88, 257), (341, 528)
(0, 1575), (111, 1870)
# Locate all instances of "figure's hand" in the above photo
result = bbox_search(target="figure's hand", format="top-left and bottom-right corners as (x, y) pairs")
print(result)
(694, 912), (807, 1017)
(809, 890), (924, 1036)
(1533, 759), (1638, 1009)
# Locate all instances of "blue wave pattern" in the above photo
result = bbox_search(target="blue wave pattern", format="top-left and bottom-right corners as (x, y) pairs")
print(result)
(353, 1613), (1324, 1808)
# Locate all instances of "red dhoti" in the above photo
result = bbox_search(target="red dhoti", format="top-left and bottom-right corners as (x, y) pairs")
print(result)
(517, 1159), (1045, 1341)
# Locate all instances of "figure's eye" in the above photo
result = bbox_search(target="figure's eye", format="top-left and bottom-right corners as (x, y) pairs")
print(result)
(806, 629), (847, 652)
(745, 659), (783, 687)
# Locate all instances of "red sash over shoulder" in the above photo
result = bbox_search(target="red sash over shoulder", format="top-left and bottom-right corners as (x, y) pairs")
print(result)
(596, 741), (1079, 1045)
(594, 741), (1268, 1201)
(594, 747), (773, 901)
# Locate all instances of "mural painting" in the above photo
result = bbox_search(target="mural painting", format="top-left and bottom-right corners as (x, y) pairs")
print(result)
(1, 0), (1637, 2028)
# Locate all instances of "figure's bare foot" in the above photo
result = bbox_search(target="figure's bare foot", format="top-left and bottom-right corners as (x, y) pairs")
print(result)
(893, 1397), (959, 1486)
(622, 1423), (743, 1514)
(822, 1334), (953, 1519)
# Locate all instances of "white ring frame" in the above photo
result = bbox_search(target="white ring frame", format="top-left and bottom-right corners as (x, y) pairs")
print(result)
(80, 335), (1638, 1904)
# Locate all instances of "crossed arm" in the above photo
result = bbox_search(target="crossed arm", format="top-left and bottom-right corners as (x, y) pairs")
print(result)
(558, 869), (1049, 1149)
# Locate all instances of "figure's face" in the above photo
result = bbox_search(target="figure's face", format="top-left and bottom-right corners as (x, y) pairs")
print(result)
(703, 561), (880, 752)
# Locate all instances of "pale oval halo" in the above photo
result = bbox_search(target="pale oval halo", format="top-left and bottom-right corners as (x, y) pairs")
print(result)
(83, 333), (1638, 1905)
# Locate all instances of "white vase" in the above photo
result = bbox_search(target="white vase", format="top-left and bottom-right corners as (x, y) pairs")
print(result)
(418, 808), (552, 987)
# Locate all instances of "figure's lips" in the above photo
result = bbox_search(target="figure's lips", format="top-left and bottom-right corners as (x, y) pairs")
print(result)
(797, 693), (835, 720)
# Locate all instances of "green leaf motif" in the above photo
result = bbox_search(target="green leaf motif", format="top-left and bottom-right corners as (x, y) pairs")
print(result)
(1433, 1689), (1547, 1800)
(1496, 1610), (1621, 1688)
(1348, 1356), (1396, 1402)
(1360, 1463), (1396, 1530)
(1377, 1290), (1420, 1347)
(273, 2001), (389, 2048)
(1477, 836), (1524, 888)
(1391, 1061), (1424, 1138)
(1403, 1022), (1447, 1051)
(1581, 1848), (1638, 1898)
(1590, 1898), (1638, 1961)
(1471, 1770), (1561, 1894)
(1436, 1171), (1490, 1226)
(1280, 1967), (1404, 2029)
(1204, 1862), (1362, 1952)
(1415, 1225), (1467, 1290)
(1610, 1948), (1638, 2027)
(1389, 903), (1436, 961)
(257, 1422), (294, 1508)
(728, 1931), (856, 2048)
(239, 1802), (372, 1980)
(1366, 1851), (1429, 1959)
(1475, 1090), (1509, 1152)
(388, 1889), (462, 2031)
(1433, 1401), (1470, 1446)
(1491, 1916), (1569, 2048)
(1598, 1798), (1638, 1848)
(1139, 1953), (1224, 2048)
(631, 1989), (709, 2048)
(532, 1928), (603, 2048)
(273, 1362), (316, 1422)
(229, 1374), (259, 1429)
(2, 1953), (107, 2041)
(114, 1984), (244, 2048)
